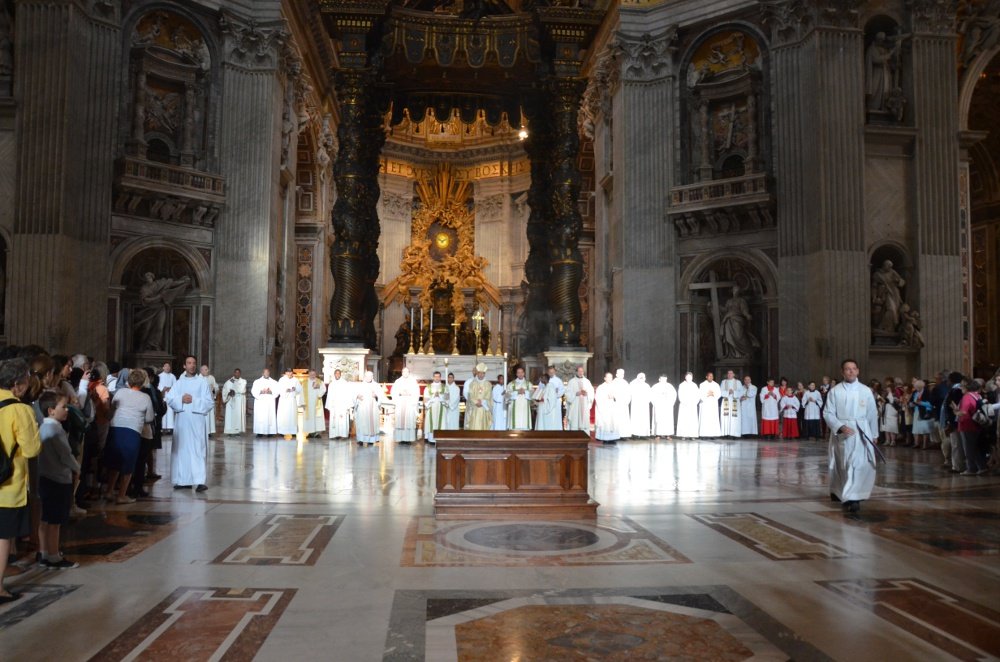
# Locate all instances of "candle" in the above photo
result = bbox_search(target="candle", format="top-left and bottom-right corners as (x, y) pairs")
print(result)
(420, 307), (424, 334)
(410, 306), (414, 330)
(430, 307), (434, 331)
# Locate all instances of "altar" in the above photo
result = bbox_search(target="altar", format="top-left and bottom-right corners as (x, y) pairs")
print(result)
(402, 353), (507, 381)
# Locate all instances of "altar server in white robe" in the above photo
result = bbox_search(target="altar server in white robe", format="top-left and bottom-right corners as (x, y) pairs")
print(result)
(200, 365), (219, 435)
(629, 373), (652, 437)
(801, 382), (824, 439)
(824, 359), (879, 513)
(698, 372), (722, 438)
(302, 370), (326, 436)
(565, 366), (594, 432)
(676, 372), (700, 438)
(250, 369), (278, 436)
(739, 375), (758, 437)
(594, 373), (619, 443)
(612, 369), (632, 438)
(444, 373), (461, 429)
(490, 375), (507, 431)
(719, 370), (741, 437)
(276, 369), (302, 438)
(325, 369), (354, 439)
(759, 379), (781, 437)
(535, 371), (564, 431)
(391, 367), (419, 443)
(221, 369), (247, 434)
(166, 356), (214, 491)
(158, 363), (177, 432)
(650, 375), (677, 437)
(423, 371), (448, 443)
(354, 371), (384, 445)
(506, 366), (533, 431)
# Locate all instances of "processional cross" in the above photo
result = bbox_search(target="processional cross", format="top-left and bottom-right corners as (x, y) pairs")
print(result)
(688, 270), (735, 360)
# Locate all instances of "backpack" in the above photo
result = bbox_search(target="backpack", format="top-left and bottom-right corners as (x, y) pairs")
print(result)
(972, 396), (993, 428)
(0, 399), (24, 486)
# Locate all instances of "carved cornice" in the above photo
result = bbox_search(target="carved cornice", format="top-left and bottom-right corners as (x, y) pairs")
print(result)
(615, 27), (678, 82)
(219, 10), (287, 70)
(580, 41), (620, 138)
(907, 0), (957, 34)
(761, 0), (863, 44)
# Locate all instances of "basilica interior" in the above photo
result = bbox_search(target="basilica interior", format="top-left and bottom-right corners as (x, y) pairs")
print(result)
(1, 0), (999, 660)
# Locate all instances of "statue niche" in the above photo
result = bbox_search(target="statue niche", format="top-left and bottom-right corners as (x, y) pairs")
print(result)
(121, 247), (199, 356)
(870, 246), (923, 349)
(864, 17), (909, 124)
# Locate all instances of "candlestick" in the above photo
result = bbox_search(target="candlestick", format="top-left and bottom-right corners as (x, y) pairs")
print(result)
(407, 306), (416, 355)
(417, 307), (425, 355)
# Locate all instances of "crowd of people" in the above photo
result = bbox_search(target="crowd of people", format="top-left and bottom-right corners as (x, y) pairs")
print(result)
(3, 341), (999, 601)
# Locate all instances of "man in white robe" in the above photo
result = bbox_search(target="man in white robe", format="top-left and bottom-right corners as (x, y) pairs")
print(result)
(824, 359), (879, 513)
(354, 371), (384, 445)
(650, 375), (677, 438)
(250, 369), (278, 436)
(565, 366), (594, 433)
(594, 373), (619, 443)
(629, 373), (652, 437)
(325, 369), (353, 439)
(801, 382), (824, 439)
(221, 369), (247, 435)
(199, 365), (219, 435)
(444, 373), (461, 429)
(158, 362), (176, 432)
(276, 369), (302, 438)
(719, 370), (741, 437)
(698, 372), (722, 438)
(302, 370), (326, 436)
(506, 367), (533, 431)
(165, 355), (213, 491)
(490, 375), (507, 431)
(545, 365), (565, 427)
(391, 367), (419, 443)
(612, 369), (632, 439)
(423, 371), (448, 443)
(676, 372), (700, 438)
(739, 376), (758, 437)
(535, 372), (564, 431)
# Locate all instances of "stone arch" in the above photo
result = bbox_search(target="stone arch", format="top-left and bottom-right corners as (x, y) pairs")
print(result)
(678, 248), (777, 298)
(110, 236), (210, 290)
(959, 45), (1000, 131)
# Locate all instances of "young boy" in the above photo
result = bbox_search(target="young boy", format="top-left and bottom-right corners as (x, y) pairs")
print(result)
(37, 391), (80, 569)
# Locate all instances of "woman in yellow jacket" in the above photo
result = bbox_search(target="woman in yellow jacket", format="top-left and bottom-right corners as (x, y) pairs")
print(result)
(0, 358), (42, 603)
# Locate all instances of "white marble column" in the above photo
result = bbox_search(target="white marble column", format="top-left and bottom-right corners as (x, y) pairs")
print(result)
(7, 0), (120, 354)
(212, 14), (284, 374)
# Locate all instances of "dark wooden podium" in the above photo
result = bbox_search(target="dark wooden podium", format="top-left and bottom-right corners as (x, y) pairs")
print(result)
(434, 430), (599, 519)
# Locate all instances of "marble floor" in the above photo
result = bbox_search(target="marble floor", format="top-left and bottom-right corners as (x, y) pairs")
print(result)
(2, 433), (998, 661)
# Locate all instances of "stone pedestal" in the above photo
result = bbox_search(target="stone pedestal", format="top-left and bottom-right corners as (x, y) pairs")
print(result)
(543, 349), (594, 383)
(128, 351), (174, 371)
(406, 354), (507, 382)
(714, 359), (752, 381)
(319, 346), (372, 383)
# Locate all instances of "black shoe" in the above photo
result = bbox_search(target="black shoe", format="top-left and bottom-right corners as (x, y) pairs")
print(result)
(43, 557), (79, 569)
(195, 484), (208, 492)
(842, 501), (860, 513)
(830, 493), (841, 502)
(173, 484), (192, 490)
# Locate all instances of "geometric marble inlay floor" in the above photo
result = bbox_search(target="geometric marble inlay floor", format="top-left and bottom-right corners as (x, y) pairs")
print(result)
(2, 435), (998, 661)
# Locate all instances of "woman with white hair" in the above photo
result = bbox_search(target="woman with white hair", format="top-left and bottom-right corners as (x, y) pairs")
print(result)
(908, 379), (933, 449)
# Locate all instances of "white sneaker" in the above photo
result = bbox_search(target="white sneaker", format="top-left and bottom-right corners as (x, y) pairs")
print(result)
(70, 504), (88, 517)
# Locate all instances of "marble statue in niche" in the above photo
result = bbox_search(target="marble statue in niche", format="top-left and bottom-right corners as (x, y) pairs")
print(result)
(871, 260), (905, 334)
(720, 286), (761, 359)
(865, 30), (907, 122)
(134, 273), (191, 351)
(897, 303), (925, 349)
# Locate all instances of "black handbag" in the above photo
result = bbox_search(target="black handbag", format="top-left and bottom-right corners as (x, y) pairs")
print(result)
(0, 399), (23, 485)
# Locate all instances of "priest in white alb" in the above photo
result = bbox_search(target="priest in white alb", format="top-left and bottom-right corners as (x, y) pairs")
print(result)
(650, 375), (677, 438)
(158, 362), (177, 432)
(325, 369), (353, 439)
(391, 367), (419, 443)
(612, 369), (632, 439)
(302, 370), (326, 436)
(739, 375), (758, 437)
(698, 372), (722, 438)
(505, 366), (533, 431)
(719, 370), (741, 437)
(676, 372), (700, 438)
(444, 373), (461, 429)
(199, 365), (219, 436)
(534, 373), (563, 431)
(165, 355), (214, 492)
(463, 364), (492, 430)
(250, 368), (278, 436)
(276, 368), (302, 438)
(221, 368), (247, 435)
(354, 371), (384, 446)
(629, 373), (652, 438)
(490, 374), (507, 431)
(564, 366), (594, 433)
(824, 359), (879, 514)
(423, 371), (447, 443)
(594, 373), (619, 443)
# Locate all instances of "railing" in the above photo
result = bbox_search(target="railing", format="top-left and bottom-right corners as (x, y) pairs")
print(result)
(670, 172), (768, 209)
(118, 156), (225, 200)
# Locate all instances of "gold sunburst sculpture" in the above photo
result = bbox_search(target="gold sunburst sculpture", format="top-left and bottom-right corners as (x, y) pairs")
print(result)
(382, 164), (500, 324)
